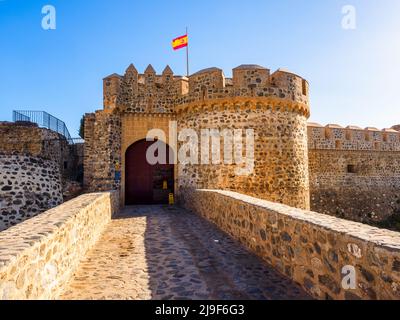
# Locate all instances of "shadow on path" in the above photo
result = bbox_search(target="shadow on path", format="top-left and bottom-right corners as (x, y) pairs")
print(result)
(61, 205), (311, 300)
(117, 206), (310, 300)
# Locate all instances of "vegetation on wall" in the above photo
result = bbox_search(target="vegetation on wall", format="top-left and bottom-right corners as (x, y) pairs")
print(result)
(79, 116), (84, 139)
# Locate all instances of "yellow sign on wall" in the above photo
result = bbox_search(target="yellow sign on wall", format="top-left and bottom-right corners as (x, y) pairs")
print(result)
(169, 193), (174, 205)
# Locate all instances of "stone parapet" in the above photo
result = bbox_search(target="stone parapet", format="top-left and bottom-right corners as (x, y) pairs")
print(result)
(182, 189), (400, 300)
(103, 64), (309, 114)
(0, 191), (119, 300)
(308, 123), (400, 151)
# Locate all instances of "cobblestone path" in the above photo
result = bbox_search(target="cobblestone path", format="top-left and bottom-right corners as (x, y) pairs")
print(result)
(61, 206), (311, 300)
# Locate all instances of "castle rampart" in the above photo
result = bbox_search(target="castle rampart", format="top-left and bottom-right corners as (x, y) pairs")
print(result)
(308, 123), (400, 224)
(308, 123), (400, 151)
(102, 64), (310, 116)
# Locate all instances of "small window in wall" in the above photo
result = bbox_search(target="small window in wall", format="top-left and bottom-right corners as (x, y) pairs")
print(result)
(302, 79), (307, 95)
(64, 161), (68, 169)
(347, 165), (356, 174)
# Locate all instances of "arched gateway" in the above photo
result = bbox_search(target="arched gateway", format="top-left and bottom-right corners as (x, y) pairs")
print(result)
(125, 139), (174, 205)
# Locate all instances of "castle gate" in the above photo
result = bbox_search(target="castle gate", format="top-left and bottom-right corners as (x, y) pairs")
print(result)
(125, 139), (174, 205)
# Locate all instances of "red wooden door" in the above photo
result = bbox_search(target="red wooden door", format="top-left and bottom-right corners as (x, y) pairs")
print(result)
(125, 140), (174, 205)
(125, 140), (154, 205)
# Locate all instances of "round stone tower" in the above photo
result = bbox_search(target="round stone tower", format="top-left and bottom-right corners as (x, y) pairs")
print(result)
(176, 65), (310, 209)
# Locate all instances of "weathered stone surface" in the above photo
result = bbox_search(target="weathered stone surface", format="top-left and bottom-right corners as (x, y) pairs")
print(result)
(83, 112), (121, 193)
(308, 123), (400, 224)
(182, 189), (400, 300)
(0, 122), (84, 230)
(61, 206), (310, 300)
(0, 155), (63, 231)
(0, 191), (119, 300)
(176, 100), (310, 210)
(0, 122), (83, 183)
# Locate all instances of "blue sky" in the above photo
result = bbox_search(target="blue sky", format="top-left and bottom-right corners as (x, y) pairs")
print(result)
(1, 0), (400, 135)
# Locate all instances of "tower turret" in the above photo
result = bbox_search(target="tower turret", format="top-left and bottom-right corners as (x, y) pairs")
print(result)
(124, 64), (139, 95)
(144, 64), (156, 87)
(162, 65), (174, 83)
(103, 73), (122, 110)
(232, 64), (270, 89)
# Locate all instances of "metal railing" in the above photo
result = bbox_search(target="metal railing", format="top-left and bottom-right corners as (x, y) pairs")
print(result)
(12, 110), (78, 143)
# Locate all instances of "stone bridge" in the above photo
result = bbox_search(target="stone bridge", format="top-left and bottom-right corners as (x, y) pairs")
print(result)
(61, 206), (309, 300)
(1, 191), (400, 300)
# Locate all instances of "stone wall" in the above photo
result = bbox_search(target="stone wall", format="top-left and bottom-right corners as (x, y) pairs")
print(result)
(309, 150), (400, 223)
(308, 123), (400, 224)
(0, 122), (85, 230)
(182, 189), (400, 300)
(83, 111), (121, 192)
(0, 191), (119, 300)
(0, 122), (64, 162)
(0, 121), (84, 183)
(0, 154), (63, 231)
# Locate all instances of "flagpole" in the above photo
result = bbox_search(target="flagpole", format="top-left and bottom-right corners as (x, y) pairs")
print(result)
(186, 27), (189, 77)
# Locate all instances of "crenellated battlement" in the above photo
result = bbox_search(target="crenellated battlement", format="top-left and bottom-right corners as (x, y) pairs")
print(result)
(103, 64), (309, 115)
(308, 122), (400, 151)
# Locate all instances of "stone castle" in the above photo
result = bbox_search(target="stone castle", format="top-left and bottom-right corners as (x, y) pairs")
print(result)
(2, 63), (400, 301)
(84, 63), (400, 225)
(85, 64), (311, 209)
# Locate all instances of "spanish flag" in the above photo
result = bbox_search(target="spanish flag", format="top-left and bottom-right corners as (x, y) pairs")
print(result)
(172, 34), (188, 51)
